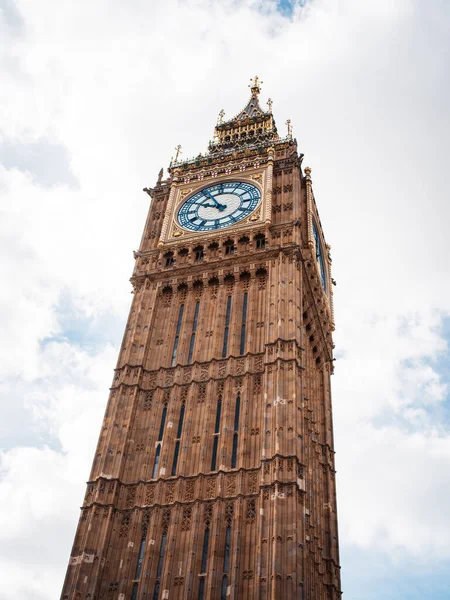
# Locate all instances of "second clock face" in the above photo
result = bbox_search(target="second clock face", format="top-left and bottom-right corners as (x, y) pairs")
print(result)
(177, 181), (261, 232)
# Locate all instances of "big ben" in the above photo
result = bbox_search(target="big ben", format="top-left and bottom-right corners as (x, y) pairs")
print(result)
(62, 77), (342, 600)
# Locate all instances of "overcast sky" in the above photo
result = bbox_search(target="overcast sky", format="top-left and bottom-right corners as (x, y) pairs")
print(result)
(1, 1), (450, 598)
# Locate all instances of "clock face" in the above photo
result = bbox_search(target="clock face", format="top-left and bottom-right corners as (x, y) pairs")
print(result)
(312, 221), (327, 292)
(177, 181), (261, 232)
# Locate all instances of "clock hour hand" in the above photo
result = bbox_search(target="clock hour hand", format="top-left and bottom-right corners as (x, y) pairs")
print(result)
(202, 202), (227, 211)
(203, 189), (227, 211)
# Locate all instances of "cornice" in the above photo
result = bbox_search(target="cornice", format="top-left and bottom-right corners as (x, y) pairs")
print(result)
(111, 356), (305, 395)
(132, 242), (307, 284)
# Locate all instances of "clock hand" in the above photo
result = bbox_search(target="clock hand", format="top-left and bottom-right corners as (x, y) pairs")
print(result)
(202, 202), (227, 211)
(201, 195), (227, 212)
(203, 189), (227, 209)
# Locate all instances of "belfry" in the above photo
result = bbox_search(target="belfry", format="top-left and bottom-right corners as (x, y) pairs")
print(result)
(62, 77), (342, 600)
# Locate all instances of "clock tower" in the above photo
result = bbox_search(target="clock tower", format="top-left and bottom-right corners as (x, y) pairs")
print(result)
(62, 77), (342, 600)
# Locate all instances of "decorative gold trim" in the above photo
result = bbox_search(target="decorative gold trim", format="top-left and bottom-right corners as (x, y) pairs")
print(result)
(172, 226), (183, 238)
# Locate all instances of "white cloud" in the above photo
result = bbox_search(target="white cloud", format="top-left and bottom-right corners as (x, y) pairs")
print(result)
(1, 0), (450, 598)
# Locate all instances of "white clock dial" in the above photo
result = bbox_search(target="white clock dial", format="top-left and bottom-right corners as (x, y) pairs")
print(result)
(177, 181), (261, 232)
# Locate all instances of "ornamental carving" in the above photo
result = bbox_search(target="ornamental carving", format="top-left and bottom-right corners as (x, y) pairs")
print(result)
(206, 478), (215, 499)
(180, 507), (192, 531)
(246, 500), (256, 524)
(226, 475), (236, 496)
(165, 483), (176, 504)
(184, 480), (195, 502)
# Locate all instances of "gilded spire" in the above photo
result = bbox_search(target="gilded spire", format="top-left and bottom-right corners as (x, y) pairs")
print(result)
(207, 77), (280, 155)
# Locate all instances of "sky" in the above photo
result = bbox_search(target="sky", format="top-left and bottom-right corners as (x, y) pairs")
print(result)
(1, 0), (450, 598)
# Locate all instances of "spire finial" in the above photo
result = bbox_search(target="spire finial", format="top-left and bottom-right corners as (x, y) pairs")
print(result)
(267, 97), (273, 112)
(249, 75), (263, 95)
(174, 144), (182, 162)
(217, 109), (225, 124)
(286, 119), (293, 138)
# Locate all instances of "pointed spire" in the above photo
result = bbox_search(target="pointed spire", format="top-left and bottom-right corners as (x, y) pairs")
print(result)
(208, 76), (279, 154)
(234, 76), (266, 121)
(157, 167), (163, 184)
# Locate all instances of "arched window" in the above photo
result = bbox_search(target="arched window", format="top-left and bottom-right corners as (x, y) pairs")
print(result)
(164, 251), (174, 267)
(208, 241), (219, 257)
(238, 235), (249, 249)
(194, 245), (204, 261)
(254, 233), (266, 249)
(178, 248), (188, 263)
(224, 240), (235, 255)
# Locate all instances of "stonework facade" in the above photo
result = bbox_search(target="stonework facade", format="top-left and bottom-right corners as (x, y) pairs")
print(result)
(62, 78), (341, 600)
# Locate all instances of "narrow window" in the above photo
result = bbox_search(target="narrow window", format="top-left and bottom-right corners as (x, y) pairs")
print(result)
(152, 510), (169, 600)
(198, 578), (205, 600)
(211, 437), (219, 471)
(177, 403), (185, 438)
(156, 532), (167, 578)
(200, 527), (210, 573)
(223, 525), (231, 573)
(188, 335), (195, 364)
(221, 525), (231, 600)
(152, 444), (161, 479)
(135, 535), (147, 579)
(231, 394), (240, 469)
(195, 246), (204, 261)
(171, 304), (184, 366)
(231, 435), (238, 469)
(171, 337), (179, 366)
(222, 296), (232, 358)
(214, 397), (222, 434)
(157, 406), (167, 442)
(171, 441), (180, 476)
(211, 396), (222, 471)
(233, 394), (241, 431)
(221, 576), (228, 600)
(239, 292), (248, 355)
(188, 301), (200, 364)
(132, 531), (148, 598)
(152, 582), (160, 600)
(171, 403), (185, 476)
(153, 531), (167, 599)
